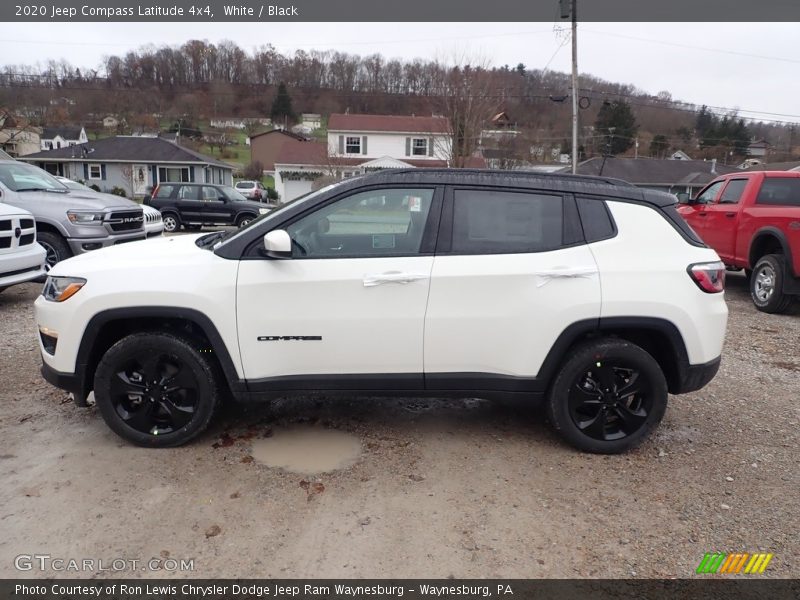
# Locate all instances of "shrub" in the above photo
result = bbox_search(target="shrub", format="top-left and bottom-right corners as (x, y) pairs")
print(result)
(266, 187), (279, 201)
(243, 160), (265, 181)
(89, 184), (101, 192)
(110, 186), (127, 197)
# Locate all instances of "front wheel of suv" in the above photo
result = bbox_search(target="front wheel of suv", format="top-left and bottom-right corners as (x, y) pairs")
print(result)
(546, 339), (668, 454)
(161, 212), (180, 233)
(237, 214), (255, 228)
(93, 332), (221, 447)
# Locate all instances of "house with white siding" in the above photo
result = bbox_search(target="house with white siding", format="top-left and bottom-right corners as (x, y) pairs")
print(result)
(272, 113), (483, 202)
(40, 126), (88, 150)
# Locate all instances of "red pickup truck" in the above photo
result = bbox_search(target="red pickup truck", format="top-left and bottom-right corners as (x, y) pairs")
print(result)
(678, 170), (800, 313)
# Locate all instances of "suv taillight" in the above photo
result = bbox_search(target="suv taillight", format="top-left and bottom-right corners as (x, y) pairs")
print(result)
(688, 261), (726, 293)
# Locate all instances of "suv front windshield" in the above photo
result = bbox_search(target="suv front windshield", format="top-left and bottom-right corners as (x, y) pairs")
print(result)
(0, 163), (68, 192)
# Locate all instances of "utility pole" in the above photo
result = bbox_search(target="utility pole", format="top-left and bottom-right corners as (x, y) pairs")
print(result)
(570, 0), (578, 173)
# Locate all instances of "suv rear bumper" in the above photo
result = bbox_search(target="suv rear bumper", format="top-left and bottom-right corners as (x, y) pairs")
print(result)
(674, 356), (721, 394)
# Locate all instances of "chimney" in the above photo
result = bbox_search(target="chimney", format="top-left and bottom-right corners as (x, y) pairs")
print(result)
(711, 158), (717, 174)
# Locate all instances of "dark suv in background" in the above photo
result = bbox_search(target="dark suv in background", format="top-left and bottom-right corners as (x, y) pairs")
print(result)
(146, 182), (269, 232)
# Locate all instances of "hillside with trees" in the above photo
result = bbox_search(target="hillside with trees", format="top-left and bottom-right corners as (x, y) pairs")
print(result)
(0, 39), (796, 165)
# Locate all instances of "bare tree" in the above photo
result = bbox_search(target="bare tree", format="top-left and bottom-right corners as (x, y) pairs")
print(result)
(433, 53), (501, 168)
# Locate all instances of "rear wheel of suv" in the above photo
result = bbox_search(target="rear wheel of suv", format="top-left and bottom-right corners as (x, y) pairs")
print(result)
(93, 332), (221, 447)
(750, 254), (793, 314)
(546, 339), (668, 454)
(37, 231), (72, 269)
(162, 212), (180, 233)
(237, 213), (256, 228)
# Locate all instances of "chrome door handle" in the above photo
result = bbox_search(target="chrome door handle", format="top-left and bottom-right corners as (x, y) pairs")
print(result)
(363, 271), (429, 287)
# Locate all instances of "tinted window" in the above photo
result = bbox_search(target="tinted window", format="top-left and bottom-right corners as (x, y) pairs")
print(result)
(287, 188), (434, 258)
(756, 178), (800, 206)
(155, 184), (176, 198)
(452, 190), (562, 254)
(577, 197), (615, 242)
(720, 179), (747, 204)
(178, 185), (201, 200)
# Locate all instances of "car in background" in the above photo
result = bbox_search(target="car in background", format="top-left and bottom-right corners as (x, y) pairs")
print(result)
(0, 202), (47, 292)
(0, 161), (145, 269)
(234, 180), (267, 202)
(56, 177), (163, 238)
(148, 182), (270, 232)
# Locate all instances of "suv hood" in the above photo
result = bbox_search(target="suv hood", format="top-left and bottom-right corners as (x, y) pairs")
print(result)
(49, 233), (215, 277)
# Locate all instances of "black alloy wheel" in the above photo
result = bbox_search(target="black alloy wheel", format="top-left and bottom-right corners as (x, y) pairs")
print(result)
(546, 339), (668, 453)
(94, 332), (220, 447)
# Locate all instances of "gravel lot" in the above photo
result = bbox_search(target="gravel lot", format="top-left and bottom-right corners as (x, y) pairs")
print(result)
(0, 272), (797, 579)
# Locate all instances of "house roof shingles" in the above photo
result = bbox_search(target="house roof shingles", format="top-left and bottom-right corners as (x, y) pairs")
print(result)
(569, 157), (741, 186)
(328, 113), (449, 134)
(20, 136), (231, 168)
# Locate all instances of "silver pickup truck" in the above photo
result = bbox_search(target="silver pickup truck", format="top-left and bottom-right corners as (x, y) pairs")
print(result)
(0, 160), (145, 268)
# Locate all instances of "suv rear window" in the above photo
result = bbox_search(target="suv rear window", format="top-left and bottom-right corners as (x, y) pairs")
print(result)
(452, 189), (562, 254)
(756, 178), (800, 206)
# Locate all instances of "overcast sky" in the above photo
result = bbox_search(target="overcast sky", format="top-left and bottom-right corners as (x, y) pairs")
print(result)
(1, 22), (798, 124)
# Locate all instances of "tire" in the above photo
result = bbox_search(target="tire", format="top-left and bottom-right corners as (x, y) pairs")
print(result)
(93, 332), (221, 447)
(546, 338), (668, 454)
(237, 213), (256, 228)
(750, 254), (793, 314)
(161, 212), (180, 233)
(37, 231), (73, 269)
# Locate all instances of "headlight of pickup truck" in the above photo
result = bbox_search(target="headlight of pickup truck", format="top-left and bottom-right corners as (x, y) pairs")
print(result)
(42, 276), (87, 302)
(66, 210), (105, 225)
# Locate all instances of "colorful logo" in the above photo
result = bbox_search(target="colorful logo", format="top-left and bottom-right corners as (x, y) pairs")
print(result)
(696, 552), (773, 574)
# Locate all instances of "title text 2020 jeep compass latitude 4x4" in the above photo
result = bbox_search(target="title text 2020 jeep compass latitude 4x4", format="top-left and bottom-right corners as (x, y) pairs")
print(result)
(35, 170), (728, 453)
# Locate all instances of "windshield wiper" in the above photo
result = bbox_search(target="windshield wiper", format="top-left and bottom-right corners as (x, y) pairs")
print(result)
(196, 231), (226, 249)
(17, 187), (68, 193)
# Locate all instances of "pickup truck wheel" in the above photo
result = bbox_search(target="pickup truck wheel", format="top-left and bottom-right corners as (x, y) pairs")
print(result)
(237, 214), (255, 228)
(546, 339), (668, 454)
(750, 254), (793, 314)
(161, 213), (180, 233)
(37, 231), (72, 268)
(94, 332), (221, 447)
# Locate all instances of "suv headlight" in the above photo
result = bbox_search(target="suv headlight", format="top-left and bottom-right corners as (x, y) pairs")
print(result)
(42, 276), (87, 302)
(67, 210), (105, 225)
(259, 208), (269, 214)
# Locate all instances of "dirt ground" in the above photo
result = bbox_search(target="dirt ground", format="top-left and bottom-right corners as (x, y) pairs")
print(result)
(0, 272), (797, 579)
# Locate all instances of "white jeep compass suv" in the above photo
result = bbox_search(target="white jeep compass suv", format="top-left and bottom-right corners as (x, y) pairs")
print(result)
(35, 170), (728, 453)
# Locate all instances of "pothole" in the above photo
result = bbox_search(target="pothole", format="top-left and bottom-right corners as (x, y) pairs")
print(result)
(250, 426), (362, 474)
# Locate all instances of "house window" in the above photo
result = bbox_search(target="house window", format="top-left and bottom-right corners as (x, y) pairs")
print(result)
(412, 138), (428, 156)
(88, 164), (102, 180)
(158, 167), (190, 183)
(345, 136), (361, 154)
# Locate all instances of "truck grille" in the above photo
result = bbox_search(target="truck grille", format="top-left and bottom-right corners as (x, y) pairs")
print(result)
(107, 210), (144, 232)
(0, 216), (36, 250)
(145, 212), (162, 224)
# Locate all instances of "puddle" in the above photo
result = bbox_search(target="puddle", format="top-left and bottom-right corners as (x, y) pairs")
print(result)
(250, 427), (362, 474)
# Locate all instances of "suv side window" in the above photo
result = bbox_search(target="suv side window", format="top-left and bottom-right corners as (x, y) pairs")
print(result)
(451, 189), (562, 254)
(719, 179), (747, 204)
(286, 188), (435, 258)
(202, 186), (221, 201)
(576, 197), (616, 242)
(155, 184), (176, 198)
(695, 181), (724, 204)
(178, 185), (201, 200)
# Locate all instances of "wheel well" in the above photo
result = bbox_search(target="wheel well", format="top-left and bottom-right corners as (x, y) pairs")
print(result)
(749, 233), (784, 268)
(82, 317), (231, 398)
(572, 327), (682, 394)
(35, 222), (63, 236)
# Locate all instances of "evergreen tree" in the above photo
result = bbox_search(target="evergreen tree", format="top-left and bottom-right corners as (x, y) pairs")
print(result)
(594, 100), (638, 156)
(270, 82), (295, 126)
(649, 134), (670, 158)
